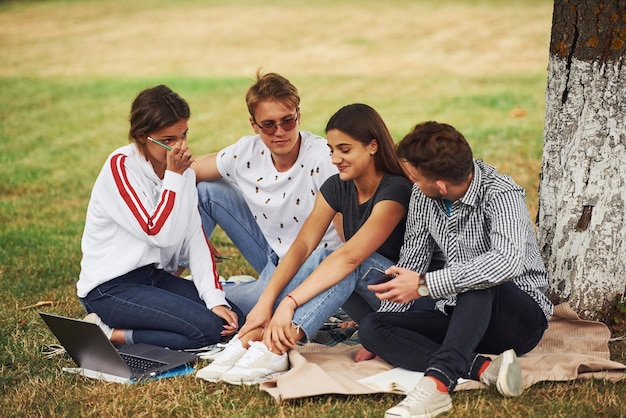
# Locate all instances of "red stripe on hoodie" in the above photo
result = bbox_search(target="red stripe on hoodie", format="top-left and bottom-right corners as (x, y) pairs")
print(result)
(110, 154), (176, 235)
(202, 223), (223, 291)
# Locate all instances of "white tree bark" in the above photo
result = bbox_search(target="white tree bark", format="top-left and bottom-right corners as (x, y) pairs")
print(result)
(538, 55), (626, 318)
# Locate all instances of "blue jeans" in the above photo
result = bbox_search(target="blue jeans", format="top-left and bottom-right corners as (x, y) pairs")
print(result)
(225, 247), (394, 340)
(80, 265), (245, 350)
(359, 281), (548, 392)
(197, 179), (276, 274)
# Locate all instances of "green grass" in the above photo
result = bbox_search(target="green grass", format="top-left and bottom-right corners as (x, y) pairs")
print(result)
(1, 0), (625, 416)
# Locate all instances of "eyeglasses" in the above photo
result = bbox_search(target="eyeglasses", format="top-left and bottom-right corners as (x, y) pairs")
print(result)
(253, 110), (299, 135)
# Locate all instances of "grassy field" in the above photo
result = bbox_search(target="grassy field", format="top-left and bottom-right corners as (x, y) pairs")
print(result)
(1, 0), (625, 416)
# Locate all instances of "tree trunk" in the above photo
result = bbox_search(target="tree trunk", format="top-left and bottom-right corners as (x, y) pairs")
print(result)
(538, 0), (626, 318)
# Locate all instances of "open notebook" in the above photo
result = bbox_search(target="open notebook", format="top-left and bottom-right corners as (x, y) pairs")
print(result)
(358, 367), (469, 395)
(357, 367), (425, 394)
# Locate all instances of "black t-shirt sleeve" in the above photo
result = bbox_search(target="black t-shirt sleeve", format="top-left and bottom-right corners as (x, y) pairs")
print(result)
(320, 174), (344, 212)
(373, 176), (412, 210)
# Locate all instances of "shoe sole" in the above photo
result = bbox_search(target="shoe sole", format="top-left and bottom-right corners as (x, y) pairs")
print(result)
(496, 349), (523, 397)
(385, 402), (452, 418)
(196, 376), (222, 383)
(196, 366), (235, 383)
(221, 370), (287, 385)
(196, 372), (226, 383)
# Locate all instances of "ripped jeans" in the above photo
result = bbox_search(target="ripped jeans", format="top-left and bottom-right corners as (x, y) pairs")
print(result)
(224, 247), (395, 340)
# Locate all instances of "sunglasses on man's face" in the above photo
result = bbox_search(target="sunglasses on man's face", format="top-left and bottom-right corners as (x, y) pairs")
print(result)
(253, 111), (299, 135)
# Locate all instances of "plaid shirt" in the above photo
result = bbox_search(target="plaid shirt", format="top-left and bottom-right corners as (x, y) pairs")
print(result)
(380, 160), (553, 321)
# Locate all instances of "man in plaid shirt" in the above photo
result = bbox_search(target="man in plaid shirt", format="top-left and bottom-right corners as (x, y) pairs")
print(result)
(359, 121), (553, 418)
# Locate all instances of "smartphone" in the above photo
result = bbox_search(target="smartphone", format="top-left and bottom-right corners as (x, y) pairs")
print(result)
(361, 267), (394, 285)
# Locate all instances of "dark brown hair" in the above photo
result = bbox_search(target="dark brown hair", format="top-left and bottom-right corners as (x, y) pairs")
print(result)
(129, 85), (190, 143)
(397, 121), (473, 184)
(325, 103), (407, 179)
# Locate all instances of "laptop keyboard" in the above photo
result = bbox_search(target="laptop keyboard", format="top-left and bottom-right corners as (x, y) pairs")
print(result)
(120, 353), (167, 375)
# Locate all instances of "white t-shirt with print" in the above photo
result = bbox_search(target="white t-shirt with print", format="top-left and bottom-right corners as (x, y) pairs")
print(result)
(216, 131), (342, 258)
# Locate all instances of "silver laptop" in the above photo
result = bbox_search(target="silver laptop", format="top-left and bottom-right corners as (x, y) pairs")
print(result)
(40, 312), (197, 381)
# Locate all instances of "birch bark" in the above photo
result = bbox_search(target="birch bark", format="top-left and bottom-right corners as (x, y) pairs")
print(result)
(538, 0), (626, 318)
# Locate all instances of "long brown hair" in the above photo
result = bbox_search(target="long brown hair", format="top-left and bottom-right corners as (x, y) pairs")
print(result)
(325, 103), (407, 179)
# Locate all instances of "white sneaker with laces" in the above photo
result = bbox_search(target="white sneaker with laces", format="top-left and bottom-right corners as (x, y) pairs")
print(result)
(83, 313), (113, 339)
(385, 377), (452, 418)
(479, 349), (523, 397)
(221, 341), (289, 385)
(196, 336), (246, 382)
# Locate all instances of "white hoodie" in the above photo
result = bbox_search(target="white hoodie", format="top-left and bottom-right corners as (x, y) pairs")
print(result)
(77, 143), (226, 309)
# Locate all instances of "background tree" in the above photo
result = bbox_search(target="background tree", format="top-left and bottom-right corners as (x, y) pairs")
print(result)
(538, 0), (626, 318)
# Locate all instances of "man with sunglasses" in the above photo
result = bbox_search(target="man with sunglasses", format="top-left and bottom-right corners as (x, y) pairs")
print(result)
(193, 71), (342, 314)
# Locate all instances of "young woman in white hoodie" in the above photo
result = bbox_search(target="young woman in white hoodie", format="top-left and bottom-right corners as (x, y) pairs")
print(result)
(77, 85), (242, 350)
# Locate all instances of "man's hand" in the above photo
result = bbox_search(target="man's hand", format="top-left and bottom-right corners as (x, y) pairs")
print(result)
(367, 266), (421, 304)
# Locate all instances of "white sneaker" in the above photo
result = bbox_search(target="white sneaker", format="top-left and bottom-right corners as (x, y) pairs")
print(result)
(83, 313), (113, 339)
(221, 341), (289, 385)
(480, 349), (523, 397)
(196, 336), (246, 382)
(385, 377), (452, 418)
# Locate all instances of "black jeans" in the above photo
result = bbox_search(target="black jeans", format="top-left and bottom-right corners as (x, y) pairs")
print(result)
(359, 281), (547, 392)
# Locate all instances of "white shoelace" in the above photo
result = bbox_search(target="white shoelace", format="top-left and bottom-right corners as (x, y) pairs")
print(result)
(399, 382), (433, 409)
(212, 338), (244, 365)
(235, 341), (269, 367)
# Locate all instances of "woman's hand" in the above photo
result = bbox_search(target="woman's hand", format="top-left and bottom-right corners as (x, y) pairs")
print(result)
(367, 266), (421, 304)
(239, 299), (273, 337)
(211, 305), (239, 337)
(167, 142), (194, 175)
(262, 299), (298, 354)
